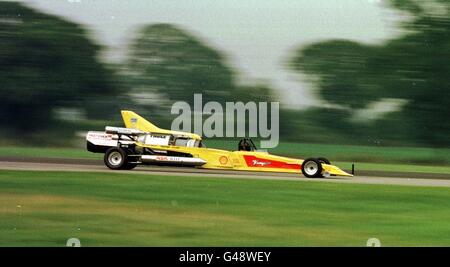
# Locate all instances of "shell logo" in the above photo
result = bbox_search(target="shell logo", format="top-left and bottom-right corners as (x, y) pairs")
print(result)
(219, 156), (229, 165)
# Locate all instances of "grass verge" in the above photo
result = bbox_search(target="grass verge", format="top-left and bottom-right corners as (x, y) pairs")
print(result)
(1, 170), (449, 246)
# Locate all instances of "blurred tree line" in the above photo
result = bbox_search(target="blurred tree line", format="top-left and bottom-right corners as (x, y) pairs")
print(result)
(0, 2), (122, 133)
(123, 23), (275, 128)
(288, 0), (450, 147)
(0, 1), (448, 147)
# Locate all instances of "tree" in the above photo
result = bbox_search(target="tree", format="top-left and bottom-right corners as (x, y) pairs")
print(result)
(126, 23), (237, 106)
(124, 23), (278, 132)
(289, 0), (450, 146)
(0, 2), (119, 133)
(290, 40), (383, 109)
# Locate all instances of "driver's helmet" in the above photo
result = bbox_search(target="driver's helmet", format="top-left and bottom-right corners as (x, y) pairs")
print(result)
(238, 139), (252, 151)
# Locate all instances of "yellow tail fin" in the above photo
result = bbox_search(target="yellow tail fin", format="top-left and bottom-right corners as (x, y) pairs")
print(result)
(121, 110), (162, 132)
(120, 110), (202, 140)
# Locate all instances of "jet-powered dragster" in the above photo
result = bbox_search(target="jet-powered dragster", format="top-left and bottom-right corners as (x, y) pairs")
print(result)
(86, 111), (352, 178)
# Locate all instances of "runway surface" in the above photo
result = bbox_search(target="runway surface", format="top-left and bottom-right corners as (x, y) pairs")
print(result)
(0, 159), (449, 188)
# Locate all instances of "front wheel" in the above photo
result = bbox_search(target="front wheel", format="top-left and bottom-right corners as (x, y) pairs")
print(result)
(301, 158), (323, 178)
(104, 147), (127, 170)
(317, 157), (331, 165)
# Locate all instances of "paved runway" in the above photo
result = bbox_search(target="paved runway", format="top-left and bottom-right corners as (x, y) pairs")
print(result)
(1, 160), (449, 188)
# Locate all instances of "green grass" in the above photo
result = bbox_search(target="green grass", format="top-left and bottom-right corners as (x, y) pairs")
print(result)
(1, 170), (450, 246)
(0, 146), (102, 160)
(335, 161), (450, 174)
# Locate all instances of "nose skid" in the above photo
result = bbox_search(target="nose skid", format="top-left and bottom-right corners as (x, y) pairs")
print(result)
(322, 164), (353, 177)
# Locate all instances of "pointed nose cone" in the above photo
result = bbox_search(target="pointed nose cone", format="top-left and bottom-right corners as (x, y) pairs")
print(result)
(323, 164), (354, 177)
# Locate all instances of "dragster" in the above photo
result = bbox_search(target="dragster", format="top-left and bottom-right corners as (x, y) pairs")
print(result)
(86, 111), (352, 178)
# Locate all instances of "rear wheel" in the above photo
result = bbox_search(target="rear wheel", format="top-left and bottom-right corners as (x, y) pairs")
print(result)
(104, 147), (127, 170)
(301, 158), (323, 178)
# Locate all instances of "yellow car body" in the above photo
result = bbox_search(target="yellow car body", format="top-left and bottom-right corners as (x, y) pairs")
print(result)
(87, 110), (352, 177)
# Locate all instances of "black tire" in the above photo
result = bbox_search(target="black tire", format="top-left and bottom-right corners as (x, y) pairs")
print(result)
(104, 147), (127, 170)
(122, 163), (138, 170)
(301, 158), (323, 178)
(317, 157), (331, 165)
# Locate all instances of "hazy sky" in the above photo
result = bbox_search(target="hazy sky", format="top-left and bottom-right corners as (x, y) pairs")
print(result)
(24, 0), (403, 108)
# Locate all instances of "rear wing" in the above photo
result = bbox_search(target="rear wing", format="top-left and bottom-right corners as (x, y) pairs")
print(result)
(121, 110), (202, 140)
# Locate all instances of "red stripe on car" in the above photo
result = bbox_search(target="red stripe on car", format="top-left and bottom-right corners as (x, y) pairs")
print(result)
(243, 155), (300, 170)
